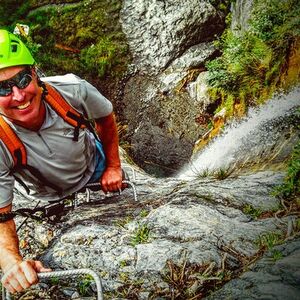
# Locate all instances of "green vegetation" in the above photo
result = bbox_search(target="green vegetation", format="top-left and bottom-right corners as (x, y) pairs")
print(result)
(139, 209), (149, 218)
(0, 1), (30, 29)
(120, 259), (129, 268)
(105, 274), (143, 299)
(257, 232), (283, 250)
(273, 139), (300, 199)
(78, 274), (94, 296)
(131, 223), (150, 246)
(206, 0), (300, 118)
(49, 276), (60, 285)
(196, 167), (233, 180)
(197, 168), (210, 178)
(0, 0), (130, 84)
(153, 259), (233, 299)
(208, 0), (234, 14)
(271, 249), (283, 262)
(243, 204), (262, 219)
(213, 168), (232, 180)
(81, 36), (127, 77)
(114, 215), (133, 228)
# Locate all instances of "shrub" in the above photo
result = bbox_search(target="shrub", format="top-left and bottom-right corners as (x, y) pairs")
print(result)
(273, 138), (300, 199)
(3, 0), (130, 80)
(0, 1), (30, 27)
(206, 0), (300, 117)
(80, 37), (119, 77)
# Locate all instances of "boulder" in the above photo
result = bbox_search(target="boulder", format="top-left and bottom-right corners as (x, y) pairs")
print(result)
(121, 0), (224, 74)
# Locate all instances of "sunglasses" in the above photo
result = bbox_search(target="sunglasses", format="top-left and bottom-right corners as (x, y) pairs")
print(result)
(0, 67), (33, 97)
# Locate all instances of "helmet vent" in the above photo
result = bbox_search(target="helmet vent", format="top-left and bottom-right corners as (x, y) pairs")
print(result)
(11, 44), (18, 52)
(10, 39), (20, 53)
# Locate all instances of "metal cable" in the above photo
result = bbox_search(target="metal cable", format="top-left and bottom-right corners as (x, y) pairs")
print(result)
(122, 166), (136, 180)
(4, 268), (103, 300)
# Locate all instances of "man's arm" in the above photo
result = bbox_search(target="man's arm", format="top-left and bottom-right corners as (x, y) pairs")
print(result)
(0, 204), (51, 293)
(94, 112), (122, 193)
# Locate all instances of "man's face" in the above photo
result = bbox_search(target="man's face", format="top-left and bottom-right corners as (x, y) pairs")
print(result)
(0, 65), (44, 129)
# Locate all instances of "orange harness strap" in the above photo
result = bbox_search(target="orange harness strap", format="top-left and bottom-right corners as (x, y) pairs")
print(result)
(45, 83), (86, 130)
(0, 116), (26, 166)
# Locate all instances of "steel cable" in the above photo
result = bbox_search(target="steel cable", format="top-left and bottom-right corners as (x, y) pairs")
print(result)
(3, 268), (103, 300)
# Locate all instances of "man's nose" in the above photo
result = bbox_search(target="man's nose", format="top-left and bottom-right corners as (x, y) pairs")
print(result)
(11, 86), (25, 101)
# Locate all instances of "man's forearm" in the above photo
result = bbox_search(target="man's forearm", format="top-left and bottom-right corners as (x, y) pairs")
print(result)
(0, 218), (22, 272)
(95, 113), (121, 168)
(0, 206), (51, 294)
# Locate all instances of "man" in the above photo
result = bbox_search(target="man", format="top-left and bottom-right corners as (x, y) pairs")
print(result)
(0, 29), (123, 293)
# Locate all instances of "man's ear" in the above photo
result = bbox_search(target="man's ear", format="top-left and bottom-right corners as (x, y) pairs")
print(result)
(30, 66), (38, 79)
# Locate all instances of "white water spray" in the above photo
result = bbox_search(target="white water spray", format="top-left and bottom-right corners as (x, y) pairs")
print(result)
(178, 87), (300, 180)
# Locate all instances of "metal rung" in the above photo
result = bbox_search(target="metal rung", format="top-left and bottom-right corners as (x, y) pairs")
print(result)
(84, 179), (138, 202)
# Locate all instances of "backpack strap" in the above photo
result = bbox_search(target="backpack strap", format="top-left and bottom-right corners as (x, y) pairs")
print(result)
(0, 116), (63, 195)
(44, 83), (90, 141)
(0, 116), (26, 167)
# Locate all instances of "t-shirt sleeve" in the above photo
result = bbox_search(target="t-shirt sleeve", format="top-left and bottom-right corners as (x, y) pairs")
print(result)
(79, 78), (113, 119)
(43, 74), (113, 119)
(0, 141), (15, 208)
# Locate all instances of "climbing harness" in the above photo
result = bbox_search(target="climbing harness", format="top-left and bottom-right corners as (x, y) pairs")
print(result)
(2, 268), (104, 300)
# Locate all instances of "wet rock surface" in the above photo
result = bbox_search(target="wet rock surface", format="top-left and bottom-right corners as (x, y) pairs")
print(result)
(12, 167), (299, 299)
(206, 238), (300, 300)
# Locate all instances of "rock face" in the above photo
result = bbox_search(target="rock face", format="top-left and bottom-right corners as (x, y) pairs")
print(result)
(16, 169), (299, 298)
(121, 0), (223, 74)
(120, 1), (226, 176)
(207, 238), (300, 300)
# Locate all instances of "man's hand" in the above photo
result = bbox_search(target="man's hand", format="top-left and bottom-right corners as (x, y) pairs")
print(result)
(100, 166), (123, 193)
(1, 259), (51, 294)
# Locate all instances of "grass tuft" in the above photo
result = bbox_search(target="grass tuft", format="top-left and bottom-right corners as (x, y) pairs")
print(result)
(243, 204), (262, 219)
(131, 223), (150, 246)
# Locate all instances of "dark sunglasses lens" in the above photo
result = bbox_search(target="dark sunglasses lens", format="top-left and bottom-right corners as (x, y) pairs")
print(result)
(0, 82), (12, 97)
(0, 68), (32, 96)
(17, 74), (32, 89)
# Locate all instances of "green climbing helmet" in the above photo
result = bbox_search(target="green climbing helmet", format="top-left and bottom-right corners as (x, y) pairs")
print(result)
(0, 29), (35, 70)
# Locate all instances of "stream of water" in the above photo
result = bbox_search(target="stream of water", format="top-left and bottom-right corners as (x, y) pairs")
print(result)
(178, 87), (300, 180)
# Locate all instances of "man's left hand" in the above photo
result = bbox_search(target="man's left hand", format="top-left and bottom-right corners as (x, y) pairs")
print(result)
(100, 166), (122, 193)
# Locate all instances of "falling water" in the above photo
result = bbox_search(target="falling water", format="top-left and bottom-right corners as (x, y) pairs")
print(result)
(178, 87), (300, 180)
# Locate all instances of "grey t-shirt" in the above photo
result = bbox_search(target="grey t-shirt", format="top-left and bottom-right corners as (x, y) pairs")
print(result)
(0, 74), (113, 207)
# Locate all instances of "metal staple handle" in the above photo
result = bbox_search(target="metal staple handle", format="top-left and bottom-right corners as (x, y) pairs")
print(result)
(85, 180), (138, 202)
(4, 268), (103, 300)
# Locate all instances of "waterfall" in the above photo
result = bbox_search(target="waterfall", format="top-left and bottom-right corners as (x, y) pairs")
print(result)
(178, 87), (300, 180)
